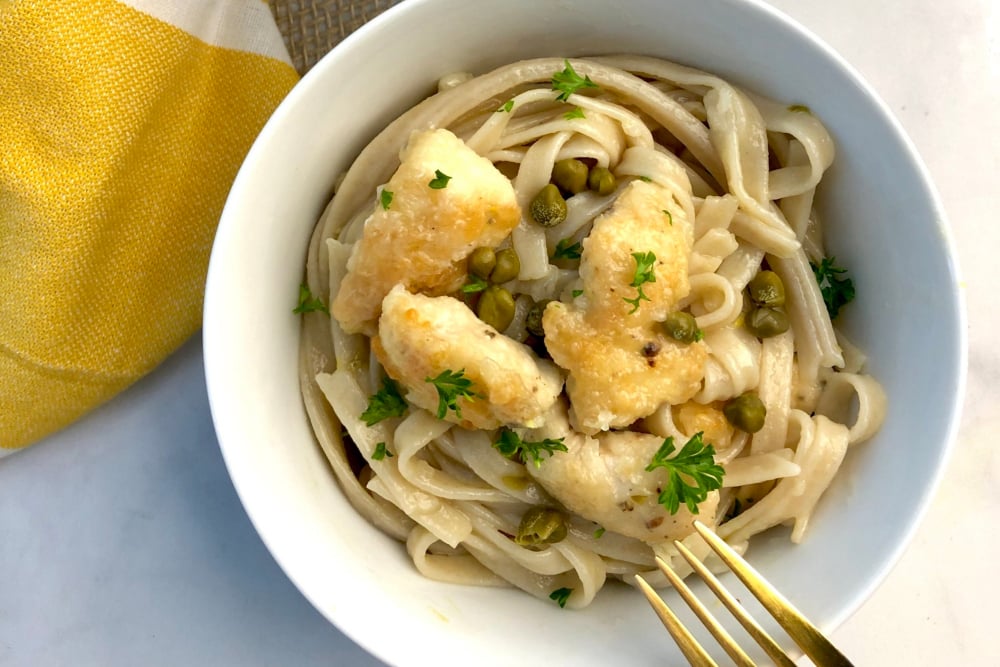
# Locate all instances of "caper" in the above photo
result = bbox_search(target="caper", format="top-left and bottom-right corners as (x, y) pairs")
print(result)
(552, 158), (589, 195)
(477, 285), (516, 331)
(587, 166), (617, 196)
(515, 506), (567, 550)
(529, 184), (568, 227)
(745, 306), (790, 338)
(489, 247), (520, 283)
(748, 270), (786, 307)
(661, 311), (701, 344)
(526, 299), (552, 338)
(468, 247), (497, 279)
(723, 392), (767, 433)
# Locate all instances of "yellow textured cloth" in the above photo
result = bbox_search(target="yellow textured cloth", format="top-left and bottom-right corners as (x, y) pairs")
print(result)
(0, 0), (299, 451)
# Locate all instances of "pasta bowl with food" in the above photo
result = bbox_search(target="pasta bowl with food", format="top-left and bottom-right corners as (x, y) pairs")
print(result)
(203, 0), (965, 665)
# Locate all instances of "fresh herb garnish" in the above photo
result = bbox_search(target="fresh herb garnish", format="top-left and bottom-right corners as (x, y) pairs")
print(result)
(553, 238), (583, 260)
(380, 189), (393, 210)
(371, 442), (394, 461)
(593, 527), (606, 539)
(694, 329), (705, 342)
(645, 432), (724, 515)
(428, 169), (452, 189)
(549, 587), (573, 608)
(788, 104), (812, 114)
(551, 59), (598, 102)
(493, 429), (568, 468)
(810, 256), (856, 319)
(563, 106), (586, 120)
(571, 289), (584, 298)
(497, 99), (515, 113)
(638, 175), (652, 182)
(293, 283), (329, 315)
(425, 369), (479, 419)
(462, 274), (489, 294)
(624, 251), (657, 314)
(360, 377), (408, 426)
(662, 209), (673, 226)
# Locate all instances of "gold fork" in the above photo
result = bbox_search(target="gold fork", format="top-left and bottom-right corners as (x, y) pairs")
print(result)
(635, 521), (854, 667)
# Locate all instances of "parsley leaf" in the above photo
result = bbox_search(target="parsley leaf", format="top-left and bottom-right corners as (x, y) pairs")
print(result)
(811, 256), (856, 319)
(593, 527), (606, 539)
(360, 377), (408, 426)
(694, 329), (705, 342)
(549, 587), (573, 608)
(788, 104), (812, 114)
(662, 209), (673, 226)
(563, 106), (586, 120)
(552, 238), (583, 260)
(425, 369), (479, 419)
(624, 251), (657, 314)
(551, 59), (598, 102)
(497, 99), (515, 113)
(645, 432), (725, 515)
(462, 274), (489, 294)
(493, 429), (568, 468)
(638, 175), (652, 182)
(371, 442), (394, 461)
(293, 283), (329, 315)
(428, 169), (452, 189)
(380, 189), (393, 210)
(571, 289), (583, 298)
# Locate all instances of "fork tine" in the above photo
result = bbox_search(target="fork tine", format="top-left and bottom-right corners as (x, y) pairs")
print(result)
(693, 521), (855, 667)
(673, 541), (796, 667)
(653, 557), (757, 667)
(635, 574), (719, 667)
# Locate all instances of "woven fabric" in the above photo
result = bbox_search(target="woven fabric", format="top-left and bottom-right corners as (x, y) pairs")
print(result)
(270, 0), (404, 73)
(0, 0), (298, 451)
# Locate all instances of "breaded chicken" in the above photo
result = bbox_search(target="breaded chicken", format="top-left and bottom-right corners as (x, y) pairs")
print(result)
(543, 180), (706, 433)
(373, 285), (563, 430)
(332, 129), (521, 334)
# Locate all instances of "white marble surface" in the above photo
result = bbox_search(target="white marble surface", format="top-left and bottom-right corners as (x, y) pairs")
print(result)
(2, 0), (997, 664)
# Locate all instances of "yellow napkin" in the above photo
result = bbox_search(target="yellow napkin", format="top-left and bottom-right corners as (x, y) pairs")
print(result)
(0, 0), (299, 452)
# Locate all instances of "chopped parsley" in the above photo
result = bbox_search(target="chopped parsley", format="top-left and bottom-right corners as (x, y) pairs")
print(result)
(493, 429), (568, 468)
(425, 369), (479, 419)
(549, 587), (573, 608)
(497, 99), (515, 113)
(293, 283), (329, 315)
(788, 104), (812, 114)
(593, 527), (606, 539)
(552, 238), (583, 260)
(360, 377), (408, 426)
(428, 169), (452, 189)
(551, 59), (598, 102)
(461, 274), (489, 294)
(662, 209), (673, 226)
(371, 442), (394, 461)
(638, 175), (652, 182)
(624, 251), (657, 314)
(811, 256), (856, 319)
(571, 289), (584, 298)
(694, 329), (705, 342)
(379, 189), (393, 210)
(563, 106), (586, 120)
(645, 432), (725, 515)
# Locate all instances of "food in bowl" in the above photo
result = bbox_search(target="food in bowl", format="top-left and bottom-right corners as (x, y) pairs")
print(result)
(296, 56), (886, 609)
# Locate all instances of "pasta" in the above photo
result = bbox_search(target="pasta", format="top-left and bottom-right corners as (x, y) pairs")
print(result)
(298, 56), (887, 609)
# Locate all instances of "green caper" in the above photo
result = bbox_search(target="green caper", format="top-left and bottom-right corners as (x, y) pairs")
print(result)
(661, 311), (701, 344)
(748, 270), (786, 307)
(489, 247), (520, 283)
(529, 184), (568, 227)
(515, 506), (567, 550)
(587, 166), (617, 196)
(552, 158), (589, 194)
(468, 247), (497, 279)
(526, 299), (552, 338)
(745, 306), (790, 338)
(723, 393), (767, 433)
(477, 285), (516, 331)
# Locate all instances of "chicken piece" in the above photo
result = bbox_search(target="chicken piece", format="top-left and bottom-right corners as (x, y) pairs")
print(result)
(543, 304), (706, 432)
(578, 179), (693, 326)
(332, 128), (521, 334)
(542, 180), (706, 433)
(525, 407), (717, 544)
(373, 285), (562, 430)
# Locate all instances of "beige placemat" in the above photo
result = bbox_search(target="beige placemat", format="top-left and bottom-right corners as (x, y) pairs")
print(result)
(270, 0), (405, 74)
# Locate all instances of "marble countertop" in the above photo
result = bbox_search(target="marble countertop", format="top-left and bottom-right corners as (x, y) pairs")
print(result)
(2, 0), (997, 664)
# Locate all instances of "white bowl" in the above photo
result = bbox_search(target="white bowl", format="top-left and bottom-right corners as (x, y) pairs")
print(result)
(204, 0), (966, 664)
